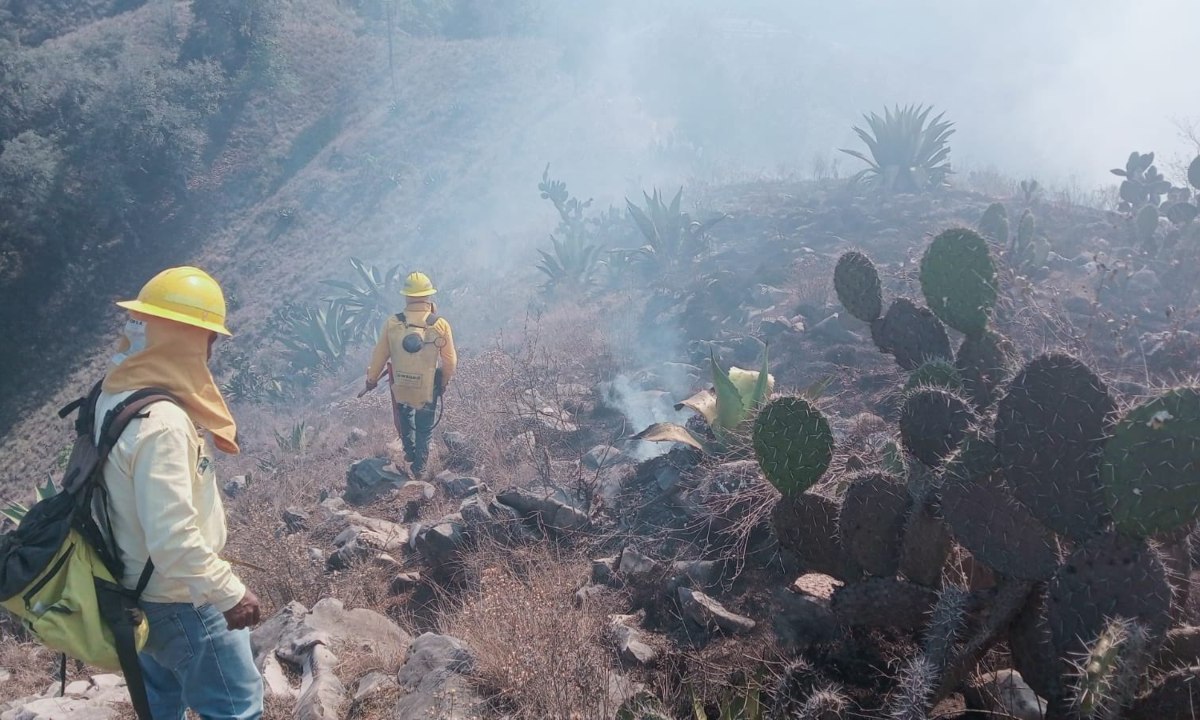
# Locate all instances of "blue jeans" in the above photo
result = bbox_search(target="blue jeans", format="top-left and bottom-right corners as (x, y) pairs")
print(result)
(137, 602), (264, 720)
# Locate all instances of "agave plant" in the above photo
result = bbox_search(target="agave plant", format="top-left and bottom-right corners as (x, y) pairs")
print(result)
(274, 421), (315, 454)
(535, 164), (607, 293)
(277, 301), (355, 370)
(839, 104), (955, 193)
(1, 477), (57, 524)
(321, 257), (403, 343)
(632, 349), (774, 452)
(626, 187), (727, 270)
(536, 232), (603, 292)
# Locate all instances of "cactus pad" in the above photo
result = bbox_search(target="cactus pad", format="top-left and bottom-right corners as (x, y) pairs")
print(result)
(754, 397), (834, 497)
(940, 435), (1059, 581)
(834, 251), (883, 323)
(920, 227), (998, 336)
(904, 360), (964, 394)
(1190, 156), (1200, 190)
(955, 329), (1018, 409)
(773, 491), (861, 581)
(1046, 533), (1172, 665)
(838, 471), (910, 577)
(899, 387), (977, 467)
(1135, 205), (1159, 244)
(830, 577), (937, 630)
(871, 298), (953, 370)
(995, 353), (1116, 541)
(899, 497), (952, 588)
(1102, 388), (1200, 538)
(1017, 209), (1035, 250)
(1010, 585), (1065, 705)
(978, 202), (1009, 245)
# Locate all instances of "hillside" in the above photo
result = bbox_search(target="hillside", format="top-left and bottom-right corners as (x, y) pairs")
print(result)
(0, 0), (675, 485)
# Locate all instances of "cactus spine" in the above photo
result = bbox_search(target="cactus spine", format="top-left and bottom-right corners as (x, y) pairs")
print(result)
(1070, 617), (1151, 720)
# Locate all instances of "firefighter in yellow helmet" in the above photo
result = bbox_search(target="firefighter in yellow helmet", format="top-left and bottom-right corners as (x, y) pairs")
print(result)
(103, 266), (264, 718)
(365, 271), (457, 476)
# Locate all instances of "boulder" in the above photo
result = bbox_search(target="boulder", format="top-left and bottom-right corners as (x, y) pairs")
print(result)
(413, 516), (467, 568)
(496, 488), (589, 533)
(583, 445), (627, 471)
(441, 431), (476, 471)
(282, 508), (309, 534)
(678, 588), (756, 635)
(344, 458), (408, 506)
(433, 471), (483, 499)
(610, 614), (659, 666)
(771, 587), (838, 653)
(223, 475), (249, 498)
(307, 598), (411, 662)
(389, 572), (422, 595)
(249, 599), (411, 720)
(393, 634), (484, 719)
(964, 670), (1046, 720)
(346, 427), (368, 445)
(394, 481), (435, 521)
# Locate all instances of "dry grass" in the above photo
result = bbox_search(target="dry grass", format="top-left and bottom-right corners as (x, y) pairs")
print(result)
(0, 640), (62, 701)
(439, 541), (624, 720)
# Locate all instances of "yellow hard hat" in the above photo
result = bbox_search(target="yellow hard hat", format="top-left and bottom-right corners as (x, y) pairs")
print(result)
(403, 271), (436, 297)
(116, 266), (232, 336)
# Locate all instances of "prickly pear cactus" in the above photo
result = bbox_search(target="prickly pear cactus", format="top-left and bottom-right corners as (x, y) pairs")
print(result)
(922, 585), (968, 672)
(1045, 533), (1172, 666)
(1010, 585), (1065, 706)
(773, 491), (861, 581)
(882, 438), (910, 477)
(1017, 209), (1035, 252)
(903, 359), (964, 394)
(899, 495), (952, 588)
(955, 329), (1018, 409)
(838, 471), (910, 577)
(830, 577), (937, 631)
(899, 387), (977, 467)
(978, 202), (1009, 245)
(995, 353), (1116, 541)
(1136, 205), (1159, 245)
(1102, 387), (1200, 538)
(920, 227), (998, 336)
(871, 298), (953, 370)
(1069, 617), (1151, 720)
(834, 251), (883, 323)
(1190, 155), (1200, 190)
(753, 397), (834, 497)
(940, 435), (1060, 581)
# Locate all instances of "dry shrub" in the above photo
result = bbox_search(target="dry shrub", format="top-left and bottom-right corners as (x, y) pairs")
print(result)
(439, 541), (622, 719)
(0, 639), (62, 700)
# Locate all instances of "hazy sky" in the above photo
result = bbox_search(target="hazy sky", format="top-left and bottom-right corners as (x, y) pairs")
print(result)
(548, 0), (1200, 191)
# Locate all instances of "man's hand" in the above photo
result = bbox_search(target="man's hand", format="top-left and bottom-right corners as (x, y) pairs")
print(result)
(224, 589), (262, 630)
(365, 378), (378, 391)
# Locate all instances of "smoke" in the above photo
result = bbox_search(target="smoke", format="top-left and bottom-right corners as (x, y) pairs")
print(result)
(516, 0), (1200, 192)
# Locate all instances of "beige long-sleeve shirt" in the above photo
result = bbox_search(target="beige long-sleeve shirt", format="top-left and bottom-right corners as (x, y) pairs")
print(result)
(95, 390), (246, 612)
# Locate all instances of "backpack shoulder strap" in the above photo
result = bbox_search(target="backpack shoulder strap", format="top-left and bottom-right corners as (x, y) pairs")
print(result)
(96, 388), (182, 456)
